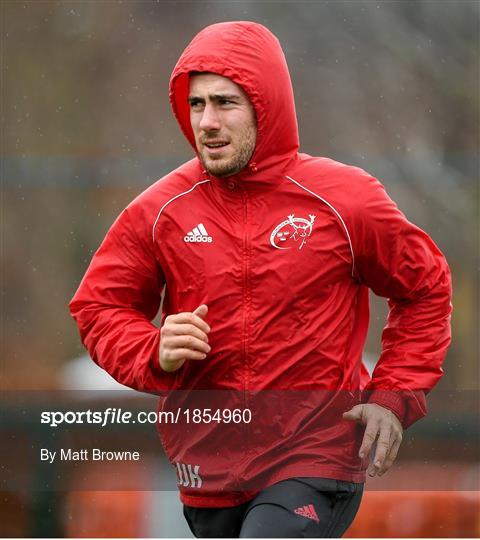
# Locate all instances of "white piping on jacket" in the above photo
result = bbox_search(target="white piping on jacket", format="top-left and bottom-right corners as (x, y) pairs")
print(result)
(152, 179), (211, 242)
(285, 175), (355, 277)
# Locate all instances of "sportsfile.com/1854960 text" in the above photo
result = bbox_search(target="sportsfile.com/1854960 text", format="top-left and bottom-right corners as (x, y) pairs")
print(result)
(40, 408), (252, 428)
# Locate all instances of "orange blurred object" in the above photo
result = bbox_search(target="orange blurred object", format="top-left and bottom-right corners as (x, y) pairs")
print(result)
(63, 461), (150, 537)
(64, 490), (147, 538)
(345, 491), (480, 538)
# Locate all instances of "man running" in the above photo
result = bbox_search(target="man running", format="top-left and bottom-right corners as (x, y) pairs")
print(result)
(70, 21), (452, 537)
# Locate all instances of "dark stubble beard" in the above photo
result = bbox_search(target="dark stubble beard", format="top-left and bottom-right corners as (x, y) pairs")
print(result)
(200, 122), (257, 178)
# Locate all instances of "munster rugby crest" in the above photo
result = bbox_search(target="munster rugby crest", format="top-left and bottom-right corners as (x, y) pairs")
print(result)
(270, 214), (316, 250)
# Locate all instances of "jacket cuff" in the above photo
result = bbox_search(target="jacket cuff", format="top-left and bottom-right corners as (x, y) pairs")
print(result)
(365, 389), (406, 425)
(363, 389), (427, 429)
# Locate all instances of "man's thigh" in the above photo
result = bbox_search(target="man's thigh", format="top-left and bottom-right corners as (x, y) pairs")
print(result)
(183, 502), (249, 538)
(183, 478), (363, 538)
(239, 478), (363, 538)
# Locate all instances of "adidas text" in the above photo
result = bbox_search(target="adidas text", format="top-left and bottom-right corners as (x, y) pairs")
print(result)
(184, 235), (213, 243)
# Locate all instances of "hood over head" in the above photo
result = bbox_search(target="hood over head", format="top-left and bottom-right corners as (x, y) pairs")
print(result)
(170, 21), (299, 181)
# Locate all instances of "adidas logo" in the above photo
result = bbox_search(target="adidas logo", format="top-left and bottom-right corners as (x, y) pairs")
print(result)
(294, 504), (319, 524)
(184, 223), (213, 243)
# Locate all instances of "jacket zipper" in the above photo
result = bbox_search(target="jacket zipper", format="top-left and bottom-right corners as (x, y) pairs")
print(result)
(242, 189), (251, 455)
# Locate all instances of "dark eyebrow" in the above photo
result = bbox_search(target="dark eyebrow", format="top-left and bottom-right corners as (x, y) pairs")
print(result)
(211, 93), (241, 101)
(188, 93), (242, 104)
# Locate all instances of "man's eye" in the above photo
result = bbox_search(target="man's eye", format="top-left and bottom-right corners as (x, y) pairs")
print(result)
(189, 100), (203, 108)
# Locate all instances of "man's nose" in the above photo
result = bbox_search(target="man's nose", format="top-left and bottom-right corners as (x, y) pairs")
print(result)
(199, 104), (221, 131)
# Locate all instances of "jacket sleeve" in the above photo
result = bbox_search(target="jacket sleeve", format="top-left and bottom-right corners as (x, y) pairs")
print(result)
(69, 207), (176, 393)
(350, 174), (452, 428)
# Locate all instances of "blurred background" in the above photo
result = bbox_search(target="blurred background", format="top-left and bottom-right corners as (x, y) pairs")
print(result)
(2, 0), (479, 537)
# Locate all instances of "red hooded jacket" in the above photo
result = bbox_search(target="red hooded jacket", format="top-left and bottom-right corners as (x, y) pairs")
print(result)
(70, 22), (452, 507)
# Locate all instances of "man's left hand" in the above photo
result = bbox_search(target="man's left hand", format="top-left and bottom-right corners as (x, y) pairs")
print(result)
(343, 403), (403, 477)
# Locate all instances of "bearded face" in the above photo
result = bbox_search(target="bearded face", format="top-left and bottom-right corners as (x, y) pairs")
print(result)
(189, 73), (257, 177)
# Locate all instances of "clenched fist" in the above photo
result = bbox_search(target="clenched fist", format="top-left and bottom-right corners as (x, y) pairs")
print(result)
(159, 304), (211, 372)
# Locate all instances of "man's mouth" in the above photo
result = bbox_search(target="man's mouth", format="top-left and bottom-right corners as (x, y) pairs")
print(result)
(203, 140), (230, 149)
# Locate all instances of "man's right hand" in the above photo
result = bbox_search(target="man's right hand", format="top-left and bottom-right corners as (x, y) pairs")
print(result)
(159, 304), (211, 372)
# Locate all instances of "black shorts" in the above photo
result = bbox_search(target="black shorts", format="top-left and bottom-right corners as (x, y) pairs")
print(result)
(183, 477), (364, 538)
